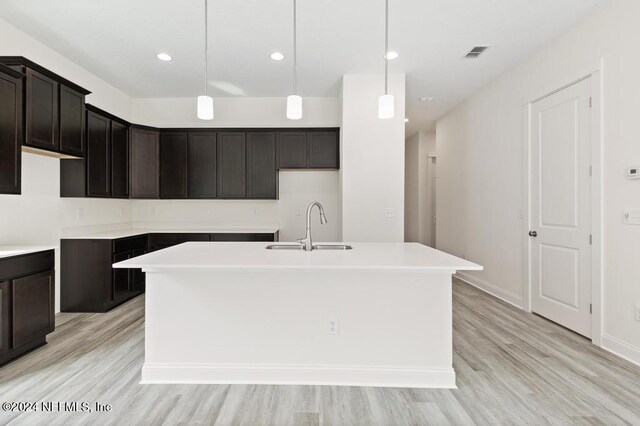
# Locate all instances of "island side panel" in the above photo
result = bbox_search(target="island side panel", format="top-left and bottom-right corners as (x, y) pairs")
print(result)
(142, 268), (455, 388)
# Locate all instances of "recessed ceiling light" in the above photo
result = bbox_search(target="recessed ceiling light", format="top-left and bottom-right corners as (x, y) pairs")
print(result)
(404, 118), (409, 123)
(419, 96), (435, 102)
(385, 51), (399, 60)
(270, 52), (285, 61)
(156, 53), (172, 61)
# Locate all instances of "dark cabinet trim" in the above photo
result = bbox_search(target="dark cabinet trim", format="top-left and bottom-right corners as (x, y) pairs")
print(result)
(0, 56), (90, 95)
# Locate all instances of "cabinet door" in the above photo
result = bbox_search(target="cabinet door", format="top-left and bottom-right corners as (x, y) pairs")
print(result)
(130, 127), (159, 199)
(59, 85), (85, 156)
(25, 69), (59, 151)
(247, 132), (277, 199)
(112, 251), (132, 302)
(111, 121), (129, 198)
(160, 131), (188, 199)
(0, 70), (22, 194)
(188, 132), (217, 199)
(0, 281), (9, 355)
(277, 131), (307, 168)
(308, 131), (339, 169)
(217, 132), (246, 199)
(131, 248), (146, 292)
(86, 111), (111, 197)
(12, 270), (54, 348)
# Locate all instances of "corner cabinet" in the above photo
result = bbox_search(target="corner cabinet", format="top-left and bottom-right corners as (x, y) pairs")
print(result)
(0, 65), (23, 195)
(130, 126), (160, 199)
(0, 250), (55, 366)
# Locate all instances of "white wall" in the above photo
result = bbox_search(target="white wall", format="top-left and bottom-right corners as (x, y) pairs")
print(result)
(340, 74), (406, 242)
(436, 0), (640, 364)
(0, 18), (132, 119)
(131, 97), (339, 129)
(405, 131), (436, 245)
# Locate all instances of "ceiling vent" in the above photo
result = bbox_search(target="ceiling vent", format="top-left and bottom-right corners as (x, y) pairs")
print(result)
(465, 46), (490, 59)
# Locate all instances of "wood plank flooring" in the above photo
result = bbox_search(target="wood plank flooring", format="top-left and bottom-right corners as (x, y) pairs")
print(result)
(1, 279), (639, 425)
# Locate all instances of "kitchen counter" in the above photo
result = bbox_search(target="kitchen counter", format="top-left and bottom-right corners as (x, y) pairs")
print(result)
(63, 227), (279, 240)
(0, 246), (56, 259)
(114, 241), (481, 389)
(114, 241), (481, 271)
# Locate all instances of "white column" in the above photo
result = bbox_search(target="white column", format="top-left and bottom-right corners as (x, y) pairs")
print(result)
(340, 74), (406, 242)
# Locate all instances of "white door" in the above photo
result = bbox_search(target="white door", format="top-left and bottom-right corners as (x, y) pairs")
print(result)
(530, 77), (592, 338)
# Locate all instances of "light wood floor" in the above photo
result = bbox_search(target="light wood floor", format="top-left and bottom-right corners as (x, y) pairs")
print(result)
(1, 279), (639, 425)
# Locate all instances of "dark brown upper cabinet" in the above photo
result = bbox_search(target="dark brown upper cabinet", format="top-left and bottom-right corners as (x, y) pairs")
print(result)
(160, 131), (188, 199)
(247, 132), (277, 199)
(188, 132), (217, 199)
(59, 85), (86, 157)
(130, 126), (160, 199)
(277, 130), (340, 169)
(86, 111), (111, 197)
(277, 131), (307, 168)
(217, 132), (246, 199)
(308, 131), (339, 168)
(0, 65), (23, 195)
(25, 69), (58, 151)
(111, 120), (129, 198)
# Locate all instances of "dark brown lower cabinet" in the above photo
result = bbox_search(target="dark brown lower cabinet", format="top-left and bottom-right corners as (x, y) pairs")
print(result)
(61, 235), (147, 313)
(0, 250), (55, 366)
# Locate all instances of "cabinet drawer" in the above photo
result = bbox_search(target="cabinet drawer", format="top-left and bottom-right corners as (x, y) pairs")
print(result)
(0, 250), (54, 281)
(113, 235), (148, 253)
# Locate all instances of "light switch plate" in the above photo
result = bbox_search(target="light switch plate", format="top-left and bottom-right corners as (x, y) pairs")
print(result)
(623, 210), (640, 225)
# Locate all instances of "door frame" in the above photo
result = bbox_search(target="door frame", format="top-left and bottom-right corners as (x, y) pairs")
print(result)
(522, 62), (603, 346)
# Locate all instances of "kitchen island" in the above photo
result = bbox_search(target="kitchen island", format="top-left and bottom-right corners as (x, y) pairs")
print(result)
(114, 242), (481, 388)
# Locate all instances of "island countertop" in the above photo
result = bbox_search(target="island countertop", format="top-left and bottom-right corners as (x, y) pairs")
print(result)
(113, 241), (482, 272)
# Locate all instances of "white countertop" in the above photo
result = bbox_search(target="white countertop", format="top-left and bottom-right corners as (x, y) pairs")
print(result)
(113, 242), (482, 272)
(62, 227), (279, 240)
(0, 246), (56, 259)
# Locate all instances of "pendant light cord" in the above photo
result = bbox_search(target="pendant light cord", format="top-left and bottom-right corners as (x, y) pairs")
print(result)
(384, 0), (389, 95)
(204, 0), (208, 96)
(293, 0), (298, 95)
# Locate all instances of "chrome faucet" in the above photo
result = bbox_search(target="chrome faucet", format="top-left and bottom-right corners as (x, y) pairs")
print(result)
(297, 201), (328, 251)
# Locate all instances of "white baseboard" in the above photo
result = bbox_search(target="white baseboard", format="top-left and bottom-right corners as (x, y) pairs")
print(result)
(602, 334), (640, 367)
(141, 363), (457, 389)
(455, 271), (524, 310)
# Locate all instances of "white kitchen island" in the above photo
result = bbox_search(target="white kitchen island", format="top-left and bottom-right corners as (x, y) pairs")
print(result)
(113, 242), (481, 388)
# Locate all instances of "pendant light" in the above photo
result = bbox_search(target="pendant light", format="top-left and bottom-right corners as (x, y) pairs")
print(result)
(197, 0), (214, 120)
(286, 0), (302, 120)
(378, 0), (394, 119)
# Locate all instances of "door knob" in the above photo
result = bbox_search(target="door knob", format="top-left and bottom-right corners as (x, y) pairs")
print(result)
(529, 230), (537, 237)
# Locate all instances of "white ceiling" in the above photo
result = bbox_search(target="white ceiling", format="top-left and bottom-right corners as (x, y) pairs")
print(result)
(0, 0), (606, 135)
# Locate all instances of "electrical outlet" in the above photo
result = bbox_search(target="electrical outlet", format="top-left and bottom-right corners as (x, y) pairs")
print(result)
(203, 208), (210, 216)
(296, 209), (302, 217)
(252, 208), (257, 215)
(76, 208), (83, 220)
(384, 208), (396, 219)
(119, 208), (125, 218)
(635, 305), (640, 322)
(328, 317), (339, 335)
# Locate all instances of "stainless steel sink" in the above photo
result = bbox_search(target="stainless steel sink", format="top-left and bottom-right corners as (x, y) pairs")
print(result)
(265, 244), (352, 251)
(266, 244), (304, 250)
(312, 244), (353, 250)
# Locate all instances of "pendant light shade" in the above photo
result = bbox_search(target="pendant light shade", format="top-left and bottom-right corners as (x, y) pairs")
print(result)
(287, 0), (302, 120)
(378, 0), (394, 119)
(197, 95), (214, 120)
(378, 94), (394, 119)
(286, 95), (302, 120)
(197, 0), (214, 120)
